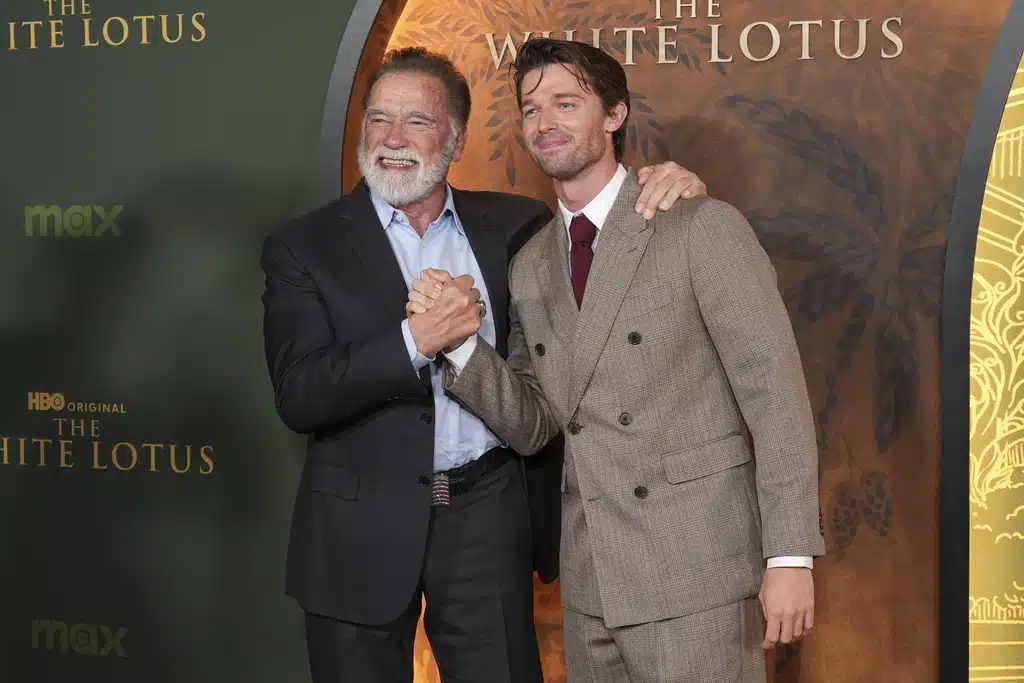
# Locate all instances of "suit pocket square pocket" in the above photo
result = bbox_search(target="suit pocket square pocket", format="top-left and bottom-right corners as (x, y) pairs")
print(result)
(308, 463), (360, 500)
(662, 433), (751, 484)
(621, 288), (673, 320)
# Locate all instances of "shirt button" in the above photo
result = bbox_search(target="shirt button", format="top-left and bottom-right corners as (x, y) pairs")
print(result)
(619, 412), (632, 426)
(628, 332), (642, 345)
(535, 343), (546, 356)
(634, 485), (648, 499)
(420, 412), (433, 424)
(419, 475), (431, 487)
(567, 422), (582, 435)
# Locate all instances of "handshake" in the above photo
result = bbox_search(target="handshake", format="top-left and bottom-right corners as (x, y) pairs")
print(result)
(406, 268), (486, 358)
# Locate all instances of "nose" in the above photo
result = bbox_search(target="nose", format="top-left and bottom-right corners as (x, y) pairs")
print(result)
(536, 106), (556, 132)
(383, 121), (408, 148)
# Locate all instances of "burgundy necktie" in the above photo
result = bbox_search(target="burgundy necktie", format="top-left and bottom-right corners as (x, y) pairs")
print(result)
(569, 214), (597, 308)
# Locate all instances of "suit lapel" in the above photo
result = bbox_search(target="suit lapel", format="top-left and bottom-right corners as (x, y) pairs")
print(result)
(538, 211), (578, 345)
(568, 172), (653, 415)
(336, 180), (411, 315)
(453, 188), (509, 355)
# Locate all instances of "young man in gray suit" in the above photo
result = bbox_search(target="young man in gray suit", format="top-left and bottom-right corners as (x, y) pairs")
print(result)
(407, 38), (824, 682)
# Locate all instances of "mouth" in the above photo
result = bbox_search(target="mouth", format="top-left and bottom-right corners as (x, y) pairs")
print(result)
(377, 157), (419, 170)
(534, 137), (569, 153)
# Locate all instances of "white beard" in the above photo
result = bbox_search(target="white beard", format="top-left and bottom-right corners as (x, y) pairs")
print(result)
(358, 131), (457, 207)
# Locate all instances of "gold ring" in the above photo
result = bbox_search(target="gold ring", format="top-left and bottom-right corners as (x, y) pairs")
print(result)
(477, 300), (487, 318)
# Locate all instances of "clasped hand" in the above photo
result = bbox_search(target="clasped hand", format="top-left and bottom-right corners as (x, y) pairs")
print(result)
(407, 268), (481, 357)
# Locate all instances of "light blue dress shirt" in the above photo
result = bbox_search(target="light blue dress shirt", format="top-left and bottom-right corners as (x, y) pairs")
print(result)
(370, 185), (503, 472)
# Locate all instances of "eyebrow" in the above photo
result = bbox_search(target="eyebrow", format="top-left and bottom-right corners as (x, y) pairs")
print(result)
(365, 108), (437, 122)
(521, 92), (584, 108)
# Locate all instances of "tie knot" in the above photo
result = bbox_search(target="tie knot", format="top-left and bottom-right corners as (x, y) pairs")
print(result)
(569, 213), (597, 246)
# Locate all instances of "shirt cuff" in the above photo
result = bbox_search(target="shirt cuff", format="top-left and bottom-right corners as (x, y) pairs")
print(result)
(401, 318), (434, 372)
(766, 556), (813, 569)
(442, 334), (478, 375)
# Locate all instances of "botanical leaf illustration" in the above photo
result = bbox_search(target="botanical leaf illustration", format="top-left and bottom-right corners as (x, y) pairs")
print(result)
(720, 94), (884, 224)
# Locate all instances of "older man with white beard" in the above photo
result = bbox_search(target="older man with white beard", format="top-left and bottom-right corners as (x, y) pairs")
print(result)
(260, 46), (708, 683)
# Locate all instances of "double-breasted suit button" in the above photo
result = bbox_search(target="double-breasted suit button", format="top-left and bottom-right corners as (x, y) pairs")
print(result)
(535, 343), (545, 356)
(634, 485), (648, 499)
(628, 331), (642, 345)
(619, 412), (632, 426)
(567, 422), (582, 435)
(418, 475), (431, 487)
(420, 412), (433, 424)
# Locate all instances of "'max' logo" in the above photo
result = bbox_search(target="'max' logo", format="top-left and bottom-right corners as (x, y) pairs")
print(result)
(31, 620), (128, 657)
(24, 205), (123, 237)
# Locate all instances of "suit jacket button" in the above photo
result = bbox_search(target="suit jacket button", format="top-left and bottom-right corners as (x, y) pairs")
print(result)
(634, 485), (648, 499)
(567, 422), (582, 435)
(619, 412), (632, 426)
(418, 475), (431, 487)
(535, 343), (546, 356)
(628, 332), (642, 345)
(420, 412), (433, 424)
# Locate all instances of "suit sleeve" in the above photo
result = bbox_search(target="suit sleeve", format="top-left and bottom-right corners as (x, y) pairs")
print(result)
(261, 234), (425, 434)
(443, 257), (560, 456)
(687, 199), (824, 559)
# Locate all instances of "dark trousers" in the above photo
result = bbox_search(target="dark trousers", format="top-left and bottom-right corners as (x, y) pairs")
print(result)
(304, 458), (543, 683)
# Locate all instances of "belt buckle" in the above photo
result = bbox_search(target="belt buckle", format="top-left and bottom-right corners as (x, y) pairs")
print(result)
(430, 473), (450, 507)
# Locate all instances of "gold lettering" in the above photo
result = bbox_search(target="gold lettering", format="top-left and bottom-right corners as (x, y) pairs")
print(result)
(7, 21), (16, 50)
(44, 0), (58, 17)
(881, 17), (903, 58)
(160, 14), (184, 44)
(709, 24), (732, 62)
(17, 438), (27, 466)
(112, 442), (137, 471)
(833, 19), (868, 60)
(59, 441), (74, 468)
(134, 15), (155, 45)
(653, 0), (664, 20)
(789, 20), (821, 60)
(82, 18), (99, 47)
(32, 438), (52, 467)
(60, 0), (76, 16)
(91, 441), (107, 470)
(675, 0), (697, 19)
(484, 32), (526, 69)
(590, 28), (602, 49)
(740, 22), (780, 62)
(170, 444), (192, 474)
(200, 445), (214, 475)
(191, 12), (206, 43)
(51, 18), (69, 48)
(614, 27), (646, 65)
(22, 21), (43, 49)
(657, 25), (678, 64)
(54, 418), (67, 436)
(143, 443), (162, 472)
(80, 0), (90, 15)
(0, 437), (7, 465)
(70, 419), (85, 437)
(707, 0), (721, 18)
(90, 420), (100, 438)
(102, 17), (129, 47)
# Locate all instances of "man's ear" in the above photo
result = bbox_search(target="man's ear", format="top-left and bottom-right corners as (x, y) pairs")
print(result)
(605, 102), (628, 134)
(451, 126), (468, 162)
